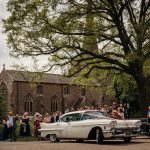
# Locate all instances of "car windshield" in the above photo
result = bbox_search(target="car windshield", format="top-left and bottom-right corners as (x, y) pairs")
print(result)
(81, 111), (107, 120)
(59, 113), (82, 122)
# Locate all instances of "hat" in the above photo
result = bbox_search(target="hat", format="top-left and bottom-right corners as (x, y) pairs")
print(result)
(34, 112), (40, 117)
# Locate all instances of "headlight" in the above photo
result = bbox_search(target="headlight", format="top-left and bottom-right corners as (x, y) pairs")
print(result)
(135, 121), (142, 127)
(110, 121), (117, 126)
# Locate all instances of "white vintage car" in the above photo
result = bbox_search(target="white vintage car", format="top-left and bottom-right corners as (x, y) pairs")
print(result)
(39, 110), (141, 144)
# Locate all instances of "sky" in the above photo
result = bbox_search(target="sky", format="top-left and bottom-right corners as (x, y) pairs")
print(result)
(0, 0), (59, 73)
(0, 0), (10, 71)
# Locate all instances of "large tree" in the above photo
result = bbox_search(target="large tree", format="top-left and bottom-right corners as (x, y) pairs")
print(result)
(3, 0), (150, 115)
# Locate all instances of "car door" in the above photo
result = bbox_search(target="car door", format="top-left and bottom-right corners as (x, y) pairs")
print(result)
(55, 121), (69, 138)
(66, 121), (85, 138)
(57, 113), (81, 138)
(56, 114), (74, 138)
(65, 113), (84, 138)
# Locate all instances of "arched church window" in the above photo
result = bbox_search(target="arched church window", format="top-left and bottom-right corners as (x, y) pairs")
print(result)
(24, 93), (33, 113)
(81, 88), (86, 96)
(51, 95), (58, 112)
(0, 82), (8, 100)
(37, 85), (43, 95)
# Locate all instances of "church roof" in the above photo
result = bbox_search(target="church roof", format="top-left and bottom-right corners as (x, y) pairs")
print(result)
(2, 70), (72, 85)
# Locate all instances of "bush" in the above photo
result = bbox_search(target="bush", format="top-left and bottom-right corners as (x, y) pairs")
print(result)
(131, 111), (143, 118)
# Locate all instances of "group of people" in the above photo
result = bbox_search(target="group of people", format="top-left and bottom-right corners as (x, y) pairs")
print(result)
(1, 112), (18, 141)
(1, 111), (61, 141)
(100, 101), (131, 119)
(1, 111), (30, 141)
(1, 103), (150, 141)
(66, 101), (131, 120)
(33, 111), (60, 140)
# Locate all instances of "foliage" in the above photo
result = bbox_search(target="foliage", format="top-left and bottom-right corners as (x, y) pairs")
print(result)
(3, 0), (150, 114)
(3, 0), (150, 76)
(114, 74), (140, 114)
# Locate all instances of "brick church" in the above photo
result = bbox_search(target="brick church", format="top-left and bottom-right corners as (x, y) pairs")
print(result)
(0, 66), (112, 115)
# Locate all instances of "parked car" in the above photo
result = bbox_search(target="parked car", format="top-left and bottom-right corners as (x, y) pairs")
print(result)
(39, 110), (141, 144)
(140, 118), (150, 136)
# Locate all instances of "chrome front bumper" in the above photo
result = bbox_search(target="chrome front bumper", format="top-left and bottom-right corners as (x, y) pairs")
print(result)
(103, 127), (140, 138)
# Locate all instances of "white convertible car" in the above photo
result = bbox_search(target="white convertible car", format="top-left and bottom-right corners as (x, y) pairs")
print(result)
(39, 110), (141, 144)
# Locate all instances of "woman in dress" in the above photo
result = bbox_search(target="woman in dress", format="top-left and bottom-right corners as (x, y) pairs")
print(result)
(19, 112), (31, 140)
(43, 112), (50, 123)
(1, 116), (10, 141)
(34, 112), (42, 140)
(118, 108), (125, 119)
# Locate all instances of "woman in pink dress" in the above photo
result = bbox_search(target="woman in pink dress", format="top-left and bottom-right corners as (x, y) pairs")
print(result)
(43, 112), (50, 123)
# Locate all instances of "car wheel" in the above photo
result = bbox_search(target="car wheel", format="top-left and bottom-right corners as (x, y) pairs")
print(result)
(96, 128), (103, 144)
(124, 137), (131, 143)
(49, 134), (60, 142)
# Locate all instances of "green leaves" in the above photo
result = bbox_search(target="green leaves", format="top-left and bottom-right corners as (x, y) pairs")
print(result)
(3, 0), (150, 116)
(3, 0), (150, 81)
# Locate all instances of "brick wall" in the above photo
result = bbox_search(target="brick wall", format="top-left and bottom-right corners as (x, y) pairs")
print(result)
(0, 69), (114, 115)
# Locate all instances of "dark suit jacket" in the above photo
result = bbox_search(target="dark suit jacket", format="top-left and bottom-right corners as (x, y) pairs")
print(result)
(51, 115), (59, 123)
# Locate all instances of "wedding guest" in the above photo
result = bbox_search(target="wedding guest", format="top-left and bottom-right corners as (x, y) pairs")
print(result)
(51, 112), (59, 123)
(118, 108), (125, 119)
(8, 111), (18, 141)
(19, 112), (31, 140)
(111, 110), (121, 119)
(43, 112), (50, 123)
(1, 116), (10, 141)
(34, 112), (42, 140)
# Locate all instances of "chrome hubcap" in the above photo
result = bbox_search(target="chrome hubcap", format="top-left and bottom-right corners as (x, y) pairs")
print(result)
(50, 134), (57, 141)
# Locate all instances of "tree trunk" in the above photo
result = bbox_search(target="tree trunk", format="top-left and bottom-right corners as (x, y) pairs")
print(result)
(129, 59), (150, 117)
(136, 77), (150, 116)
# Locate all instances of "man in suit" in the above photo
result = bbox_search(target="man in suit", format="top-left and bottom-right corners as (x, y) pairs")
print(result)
(51, 112), (59, 123)
(124, 102), (131, 119)
(8, 112), (18, 141)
